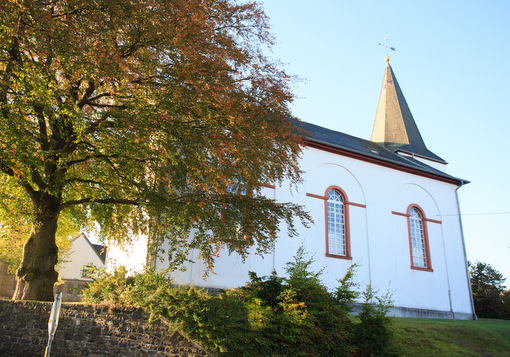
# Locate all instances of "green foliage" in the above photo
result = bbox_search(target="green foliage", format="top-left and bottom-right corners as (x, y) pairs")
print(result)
(280, 246), (352, 355)
(335, 263), (360, 313)
(244, 270), (285, 308)
(81, 265), (135, 305)
(469, 261), (509, 319)
(501, 289), (510, 320)
(83, 247), (394, 356)
(352, 285), (394, 357)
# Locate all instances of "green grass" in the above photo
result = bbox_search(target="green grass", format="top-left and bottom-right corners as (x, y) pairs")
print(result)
(389, 318), (510, 357)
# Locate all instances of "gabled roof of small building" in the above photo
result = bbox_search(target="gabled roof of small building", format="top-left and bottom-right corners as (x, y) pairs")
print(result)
(91, 243), (107, 265)
(371, 59), (446, 164)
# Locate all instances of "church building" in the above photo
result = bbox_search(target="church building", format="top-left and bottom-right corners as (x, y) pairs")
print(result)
(110, 59), (476, 320)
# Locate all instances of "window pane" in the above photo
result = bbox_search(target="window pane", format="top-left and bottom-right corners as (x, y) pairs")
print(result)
(409, 207), (427, 268)
(327, 190), (346, 256)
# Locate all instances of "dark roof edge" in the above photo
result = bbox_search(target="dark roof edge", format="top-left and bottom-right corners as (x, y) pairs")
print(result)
(304, 137), (468, 186)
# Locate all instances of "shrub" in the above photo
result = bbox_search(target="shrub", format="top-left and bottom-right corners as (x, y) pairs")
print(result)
(501, 289), (510, 320)
(352, 284), (394, 357)
(335, 263), (360, 313)
(82, 247), (394, 356)
(283, 246), (352, 356)
(81, 265), (135, 305)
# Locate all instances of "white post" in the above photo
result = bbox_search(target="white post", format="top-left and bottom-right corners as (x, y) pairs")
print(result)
(44, 292), (62, 357)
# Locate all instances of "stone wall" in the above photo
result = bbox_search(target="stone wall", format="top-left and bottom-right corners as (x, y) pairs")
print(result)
(0, 299), (214, 356)
(58, 279), (90, 302)
(0, 261), (16, 298)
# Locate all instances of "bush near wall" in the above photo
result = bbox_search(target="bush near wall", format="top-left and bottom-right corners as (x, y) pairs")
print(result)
(83, 248), (394, 357)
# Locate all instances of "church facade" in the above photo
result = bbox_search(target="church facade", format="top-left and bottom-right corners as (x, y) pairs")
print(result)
(111, 60), (476, 319)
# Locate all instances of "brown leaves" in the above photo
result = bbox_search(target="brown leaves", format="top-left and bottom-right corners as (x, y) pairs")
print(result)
(1, 0), (308, 275)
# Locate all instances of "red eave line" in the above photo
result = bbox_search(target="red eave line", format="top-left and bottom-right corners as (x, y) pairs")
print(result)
(306, 193), (366, 208)
(306, 193), (326, 200)
(305, 139), (461, 186)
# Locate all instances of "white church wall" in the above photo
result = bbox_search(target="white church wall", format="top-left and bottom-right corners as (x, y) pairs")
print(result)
(284, 146), (471, 318)
(387, 183), (447, 310)
(107, 144), (473, 318)
(168, 245), (275, 289)
(437, 190), (474, 316)
(293, 151), (371, 294)
(106, 235), (148, 274)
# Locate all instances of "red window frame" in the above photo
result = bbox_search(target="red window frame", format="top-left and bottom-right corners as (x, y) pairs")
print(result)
(324, 186), (352, 260)
(406, 204), (433, 272)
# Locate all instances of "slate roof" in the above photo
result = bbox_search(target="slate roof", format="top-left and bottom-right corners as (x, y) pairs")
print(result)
(297, 120), (467, 186)
(91, 243), (107, 264)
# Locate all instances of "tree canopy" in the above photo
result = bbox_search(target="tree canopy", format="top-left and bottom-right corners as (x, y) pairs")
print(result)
(0, 0), (309, 301)
(469, 261), (508, 319)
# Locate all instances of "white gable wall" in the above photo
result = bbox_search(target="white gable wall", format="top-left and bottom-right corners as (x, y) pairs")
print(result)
(59, 234), (105, 281)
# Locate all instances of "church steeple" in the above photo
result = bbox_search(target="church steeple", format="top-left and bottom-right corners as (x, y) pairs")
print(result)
(371, 58), (446, 164)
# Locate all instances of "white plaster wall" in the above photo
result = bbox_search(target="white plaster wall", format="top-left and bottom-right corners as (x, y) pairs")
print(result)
(59, 235), (105, 280)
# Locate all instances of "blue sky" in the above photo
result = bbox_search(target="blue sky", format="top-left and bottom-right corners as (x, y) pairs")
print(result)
(261, 0), (510, 281)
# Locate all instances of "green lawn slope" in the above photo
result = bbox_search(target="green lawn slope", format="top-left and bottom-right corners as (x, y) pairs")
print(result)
(389, 318), (510, 357)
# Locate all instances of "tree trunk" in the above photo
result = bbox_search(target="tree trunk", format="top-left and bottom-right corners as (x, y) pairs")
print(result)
(13, 195), (60, 301)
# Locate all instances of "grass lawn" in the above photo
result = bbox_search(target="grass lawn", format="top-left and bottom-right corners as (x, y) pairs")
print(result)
(389, 317), (510, 356)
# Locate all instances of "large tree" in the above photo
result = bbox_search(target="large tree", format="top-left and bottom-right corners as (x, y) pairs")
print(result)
(0, 0), (309, 301)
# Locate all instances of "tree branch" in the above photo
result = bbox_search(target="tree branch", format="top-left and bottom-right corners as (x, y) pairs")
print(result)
(0, 161), (15, 177)
(77, 80), (96, 109)
(63, 151), (120, 169)
(64, 177), (101, 185)
(87, 103), (126, 109)
(83, 117), (117, 135)
(30, 165), (47, 190)
(59, 197), (140, 211)
(87, 92), (111, 102)
(33, 103), (50, 150)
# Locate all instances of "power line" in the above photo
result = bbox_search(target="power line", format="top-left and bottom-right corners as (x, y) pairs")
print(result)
(440, 212), (510, 217)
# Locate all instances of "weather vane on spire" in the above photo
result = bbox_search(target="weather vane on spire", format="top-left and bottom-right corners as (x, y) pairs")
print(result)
(378, 38), (396, 62)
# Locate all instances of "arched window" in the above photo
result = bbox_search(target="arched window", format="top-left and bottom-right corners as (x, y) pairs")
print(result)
(408, 206), (432, 270)
(326, 188), (351, 259)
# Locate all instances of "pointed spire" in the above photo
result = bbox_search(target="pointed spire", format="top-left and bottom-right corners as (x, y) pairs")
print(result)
(371, 59), (446, 163)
